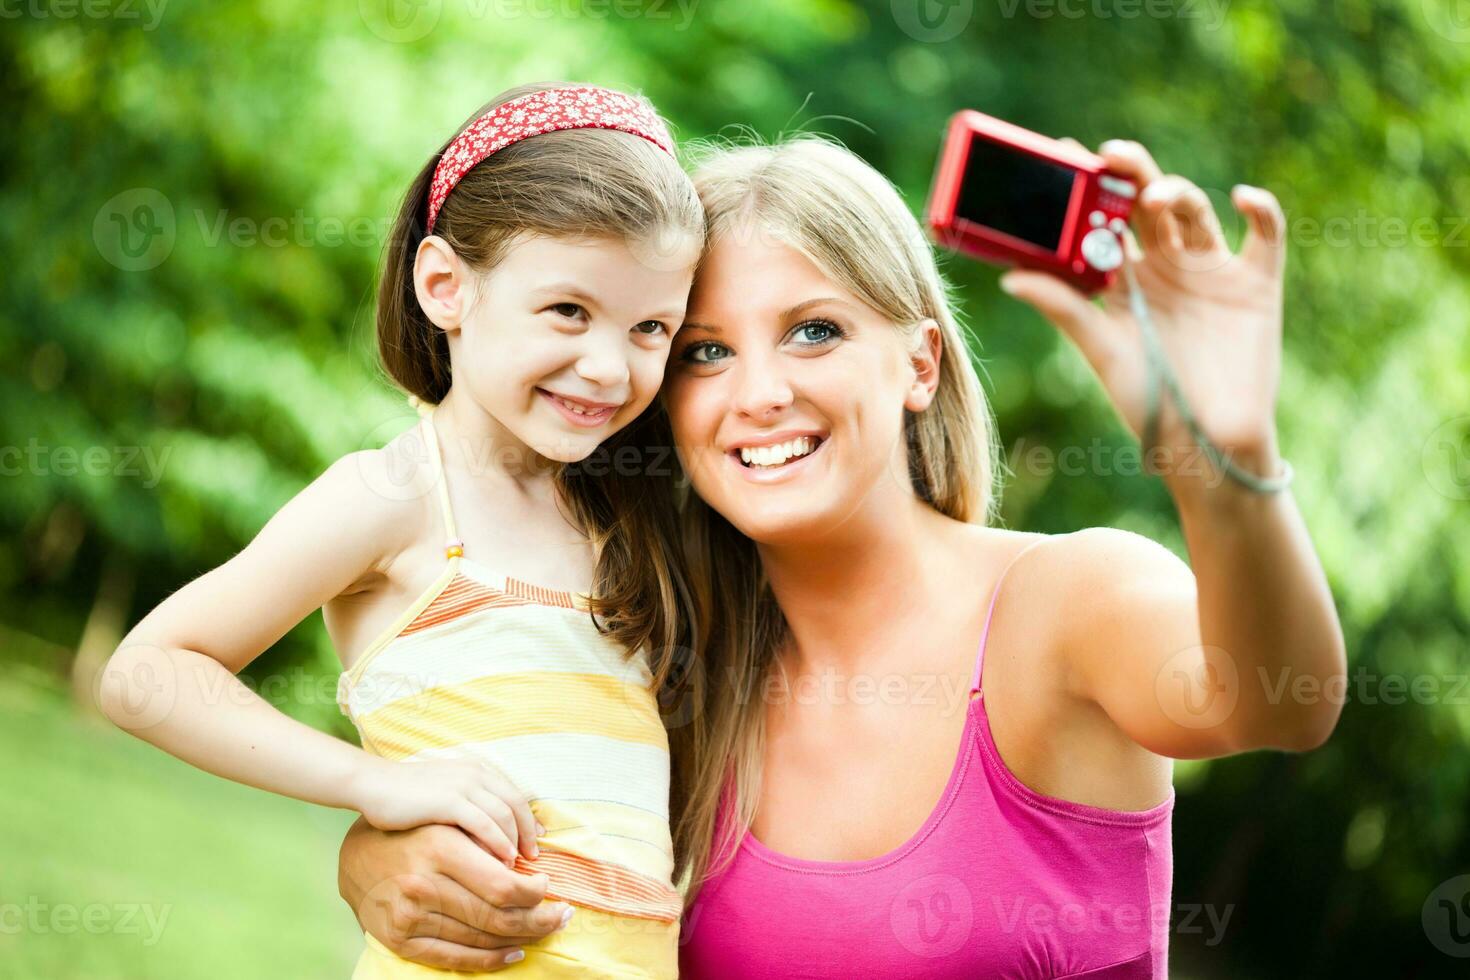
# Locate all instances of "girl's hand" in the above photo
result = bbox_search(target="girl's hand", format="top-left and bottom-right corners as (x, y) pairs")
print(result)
(353, 758), (542, 867)
(1000, 139), (1289, 486)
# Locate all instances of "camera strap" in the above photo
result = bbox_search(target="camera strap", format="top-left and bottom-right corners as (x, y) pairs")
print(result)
(1119, 259), (1295, 493)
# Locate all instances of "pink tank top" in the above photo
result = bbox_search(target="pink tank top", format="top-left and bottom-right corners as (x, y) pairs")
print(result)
(679, 540), (1175, 979)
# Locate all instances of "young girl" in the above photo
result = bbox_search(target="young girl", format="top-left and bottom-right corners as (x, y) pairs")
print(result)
(100, 82), (704, 978)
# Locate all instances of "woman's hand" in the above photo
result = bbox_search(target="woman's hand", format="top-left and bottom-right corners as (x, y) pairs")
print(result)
(1000, 139), (1289, 487)
(351, 758), (542, 867)
(338, 816), (573, 972)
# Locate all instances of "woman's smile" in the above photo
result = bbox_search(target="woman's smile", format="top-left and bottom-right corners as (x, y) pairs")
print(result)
(726, 432), (829, 482)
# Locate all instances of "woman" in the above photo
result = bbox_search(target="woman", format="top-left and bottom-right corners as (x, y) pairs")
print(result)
(335, 136), (1345, 977)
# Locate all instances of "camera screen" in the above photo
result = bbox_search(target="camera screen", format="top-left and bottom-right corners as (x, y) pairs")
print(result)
(954, 136), (1079, 252)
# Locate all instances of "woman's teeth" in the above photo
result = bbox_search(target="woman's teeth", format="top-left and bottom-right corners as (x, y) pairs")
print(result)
(739, 437), (818, 468)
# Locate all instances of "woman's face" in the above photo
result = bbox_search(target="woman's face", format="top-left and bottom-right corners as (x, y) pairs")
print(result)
(663, 229), (939, 545)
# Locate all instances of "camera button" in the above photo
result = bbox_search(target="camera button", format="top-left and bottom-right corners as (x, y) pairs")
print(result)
(1109, 217), (1128, 235)
(1080, 228), (1124, 272)
(1100, 175), (1137, 199)
(1089, 210), (1106, 228)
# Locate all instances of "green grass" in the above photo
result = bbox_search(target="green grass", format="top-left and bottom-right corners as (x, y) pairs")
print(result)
(0, 668), (361, 978)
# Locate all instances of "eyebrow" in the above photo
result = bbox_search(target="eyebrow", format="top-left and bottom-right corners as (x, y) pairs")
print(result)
(680, 297), (852, 336)
(533, 283), (598, 304)
(780, 297), (850, 320)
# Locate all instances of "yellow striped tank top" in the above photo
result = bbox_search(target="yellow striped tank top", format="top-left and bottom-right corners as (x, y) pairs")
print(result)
(337, 402), (679, 979)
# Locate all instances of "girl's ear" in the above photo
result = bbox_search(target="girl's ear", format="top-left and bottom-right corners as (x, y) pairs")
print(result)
(413, 236), (466, 332)
(904, 318), (943, 413)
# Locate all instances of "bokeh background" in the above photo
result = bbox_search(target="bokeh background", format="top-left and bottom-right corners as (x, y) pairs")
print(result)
(3, 0), (1469, 976)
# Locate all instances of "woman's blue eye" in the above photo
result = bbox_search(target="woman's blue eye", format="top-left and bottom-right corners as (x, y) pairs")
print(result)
(682, 341), (731, 363)
(791, 319), (843, 345)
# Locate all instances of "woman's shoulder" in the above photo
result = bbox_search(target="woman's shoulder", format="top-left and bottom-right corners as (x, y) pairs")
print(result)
(962, 525), (1194, 648)
(975, 525), (1190, 589)
(972, 526), (1183, 808)
(1037, 526), (1193, 600)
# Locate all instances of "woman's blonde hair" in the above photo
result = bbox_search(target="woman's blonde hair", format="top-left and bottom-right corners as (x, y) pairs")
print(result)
(669, 135), (1000, 904)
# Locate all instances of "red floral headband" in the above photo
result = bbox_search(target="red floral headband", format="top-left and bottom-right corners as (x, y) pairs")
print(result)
(425, 86), (676, 233)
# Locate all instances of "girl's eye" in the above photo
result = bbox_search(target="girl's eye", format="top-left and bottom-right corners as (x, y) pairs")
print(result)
(550, 303), (585, 319)
(681, 341), (732, 364)
(633, 320), (668, 336)
(789, 319), (845, 346)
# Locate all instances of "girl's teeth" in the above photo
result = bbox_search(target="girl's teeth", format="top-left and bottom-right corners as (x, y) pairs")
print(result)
(556, 395), (604, 416)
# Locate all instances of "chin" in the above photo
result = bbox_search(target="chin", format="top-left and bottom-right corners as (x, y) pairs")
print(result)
(719, 498), (849, 547)
(511, 424), (600, 465)
(541, 438), (603, 465)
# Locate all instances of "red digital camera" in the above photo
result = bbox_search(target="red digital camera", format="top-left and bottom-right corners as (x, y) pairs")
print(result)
(926, 110), (1137, 294)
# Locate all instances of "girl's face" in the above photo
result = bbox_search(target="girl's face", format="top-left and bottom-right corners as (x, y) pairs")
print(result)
(663, 231), (939, 545)
(424, 233), (697, 463)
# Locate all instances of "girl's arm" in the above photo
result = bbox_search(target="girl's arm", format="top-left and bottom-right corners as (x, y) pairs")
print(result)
(99, 452), (539, 863)
(1001, 140), (1347, 759)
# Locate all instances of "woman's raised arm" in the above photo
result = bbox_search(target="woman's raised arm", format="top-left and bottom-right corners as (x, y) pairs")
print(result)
(1001, 140), (1347, 759)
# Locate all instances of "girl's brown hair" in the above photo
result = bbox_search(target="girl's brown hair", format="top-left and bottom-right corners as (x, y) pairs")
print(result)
(375, 81), (704, 688)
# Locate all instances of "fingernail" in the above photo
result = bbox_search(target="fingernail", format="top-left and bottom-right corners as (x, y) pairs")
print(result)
(531, 843), (539, 858)
(559, 906), (575, 929)
(536, 822), (546, 836)
(1100, 139), (1123, 152)
(999, 274), (1018, 295)
(505, 950), (525, 964)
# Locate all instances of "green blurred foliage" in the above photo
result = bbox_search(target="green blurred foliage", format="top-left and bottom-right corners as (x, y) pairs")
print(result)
(2, 0), (1468, 976)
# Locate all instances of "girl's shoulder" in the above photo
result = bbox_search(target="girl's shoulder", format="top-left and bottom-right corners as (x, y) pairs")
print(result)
(292, 434), (439, 584)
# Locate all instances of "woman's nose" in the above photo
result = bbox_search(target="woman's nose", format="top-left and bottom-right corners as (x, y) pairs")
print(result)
(731, 358), (795, 421)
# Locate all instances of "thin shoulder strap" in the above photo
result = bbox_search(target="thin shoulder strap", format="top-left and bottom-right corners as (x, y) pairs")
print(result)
(970, 536), (1051, 696)
(413, 398), (464, 561)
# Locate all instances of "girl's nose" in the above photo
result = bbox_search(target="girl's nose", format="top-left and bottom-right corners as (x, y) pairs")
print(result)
(575, 336), (631, 390)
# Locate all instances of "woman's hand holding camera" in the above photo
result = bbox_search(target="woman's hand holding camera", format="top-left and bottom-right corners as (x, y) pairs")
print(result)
(1002, 139), (1289, 491)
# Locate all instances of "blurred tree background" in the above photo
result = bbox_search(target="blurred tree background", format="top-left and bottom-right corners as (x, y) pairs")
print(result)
(2, 0), (1468, 976)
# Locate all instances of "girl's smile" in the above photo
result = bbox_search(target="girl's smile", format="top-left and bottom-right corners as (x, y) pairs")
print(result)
(535, 387), (623, 428)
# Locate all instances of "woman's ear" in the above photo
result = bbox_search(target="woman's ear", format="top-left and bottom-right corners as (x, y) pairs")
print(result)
(904, 318), (943, 413)
(413, 236), (466, 333)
